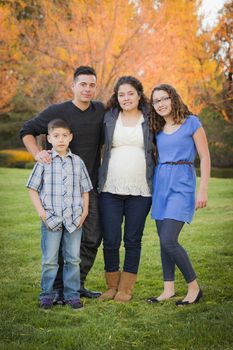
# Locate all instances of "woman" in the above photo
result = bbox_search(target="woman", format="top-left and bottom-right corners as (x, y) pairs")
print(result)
(147, 84), (210, 306)
(98, 76), (154, 302)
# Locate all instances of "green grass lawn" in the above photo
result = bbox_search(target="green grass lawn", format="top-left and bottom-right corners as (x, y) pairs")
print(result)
(1, 168), (233, 350)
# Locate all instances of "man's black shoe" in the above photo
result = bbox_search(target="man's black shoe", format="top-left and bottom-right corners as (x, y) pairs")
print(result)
(80, 287), (102, 299)
(53, 289), (65, 305)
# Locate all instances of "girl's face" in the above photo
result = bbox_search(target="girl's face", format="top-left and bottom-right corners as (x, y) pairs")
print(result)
(117, 84), (140, 112)
(152, 90), (172, 118)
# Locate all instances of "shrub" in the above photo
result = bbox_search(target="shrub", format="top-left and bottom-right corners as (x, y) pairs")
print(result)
(0, 149), (35, 168)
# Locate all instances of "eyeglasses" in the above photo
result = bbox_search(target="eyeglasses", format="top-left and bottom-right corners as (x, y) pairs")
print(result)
(152, 97), (171, 106)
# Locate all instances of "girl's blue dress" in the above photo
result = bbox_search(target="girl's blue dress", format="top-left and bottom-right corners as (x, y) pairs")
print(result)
(151, 115), (202, 223)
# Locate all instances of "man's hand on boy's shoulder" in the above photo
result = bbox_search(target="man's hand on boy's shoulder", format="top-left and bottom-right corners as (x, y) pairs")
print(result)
(77, 211), (88, 229)
(35, 150), (52, 164)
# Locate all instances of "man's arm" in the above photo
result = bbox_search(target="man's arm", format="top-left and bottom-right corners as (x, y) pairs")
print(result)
(23, 135), (51, 163)
(20, 106), (54, 163)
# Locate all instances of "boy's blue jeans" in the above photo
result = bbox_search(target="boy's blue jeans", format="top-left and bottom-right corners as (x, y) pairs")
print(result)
(40, 222), (82, 301)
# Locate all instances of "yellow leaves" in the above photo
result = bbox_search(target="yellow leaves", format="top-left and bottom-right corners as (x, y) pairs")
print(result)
(17, 0), (28, 9)
(0, 9), (18, 41)
(55, 47), (69, 62)
(12, 51), (22, 61)
(0, 0), (229, 119)
(0, 149), (33, 161)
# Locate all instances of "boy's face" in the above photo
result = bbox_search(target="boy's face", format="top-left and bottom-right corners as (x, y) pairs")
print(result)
(47, 128), (73, 155)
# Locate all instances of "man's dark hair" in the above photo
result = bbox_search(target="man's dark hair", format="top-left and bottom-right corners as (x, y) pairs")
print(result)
(48, 119), (72, 133)
(73, 66), (97, 81)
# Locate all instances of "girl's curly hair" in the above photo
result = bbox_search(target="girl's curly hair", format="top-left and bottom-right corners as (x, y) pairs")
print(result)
(149, 84), (193, 133)
(106, 76), (149, 111)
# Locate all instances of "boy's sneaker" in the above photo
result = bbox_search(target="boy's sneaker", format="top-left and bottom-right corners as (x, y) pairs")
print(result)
(66, 299), (84, 310)
(40, 298), (53, 310)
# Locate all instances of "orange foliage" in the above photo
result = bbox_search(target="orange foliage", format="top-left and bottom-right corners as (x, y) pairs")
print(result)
(0, 7), (19, 110)
(0, 0), (231, 120)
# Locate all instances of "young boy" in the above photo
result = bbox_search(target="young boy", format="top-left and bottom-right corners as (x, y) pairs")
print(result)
(27, 119), (92, 310)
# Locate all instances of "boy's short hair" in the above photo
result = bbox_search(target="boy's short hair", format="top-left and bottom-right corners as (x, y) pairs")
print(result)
(48, 119), (72, 134)
(73, 66), (97, 81)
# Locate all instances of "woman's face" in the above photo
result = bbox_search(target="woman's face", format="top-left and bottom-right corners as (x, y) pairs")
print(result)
(152, 90), (172, 118)
(117, 84), (140, 112)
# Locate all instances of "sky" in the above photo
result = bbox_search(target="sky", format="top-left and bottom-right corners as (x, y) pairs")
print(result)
(199, 0), (227, 28)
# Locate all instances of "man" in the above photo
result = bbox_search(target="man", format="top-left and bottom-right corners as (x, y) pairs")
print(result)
(20, 66), (104, 299)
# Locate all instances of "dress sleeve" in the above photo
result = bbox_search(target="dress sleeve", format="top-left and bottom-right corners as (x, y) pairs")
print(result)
(26, 162), (44, 192)
(190, 115), (202, 135)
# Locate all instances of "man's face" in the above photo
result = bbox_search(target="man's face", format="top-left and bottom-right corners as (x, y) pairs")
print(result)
(72, 74), (97, 103)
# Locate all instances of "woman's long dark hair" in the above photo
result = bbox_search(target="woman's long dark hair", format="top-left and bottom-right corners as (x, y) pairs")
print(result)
(106, 76), (149, 111)
(149, 84), (193, 133)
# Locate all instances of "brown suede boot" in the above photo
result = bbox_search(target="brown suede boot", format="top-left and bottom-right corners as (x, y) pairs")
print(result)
(114, 271), (137, 303)
(99, 271), (121, 300)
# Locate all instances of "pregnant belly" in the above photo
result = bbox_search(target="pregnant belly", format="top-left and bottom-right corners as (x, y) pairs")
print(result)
(108, 146), (146, 178)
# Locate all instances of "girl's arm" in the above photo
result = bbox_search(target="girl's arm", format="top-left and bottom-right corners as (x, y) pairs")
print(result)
(28, 188), (46, 221)
(193, 127), (211, 210)
(77, 192), (89, 228)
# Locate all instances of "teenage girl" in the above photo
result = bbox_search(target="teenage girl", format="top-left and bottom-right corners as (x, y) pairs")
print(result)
(148, 84), (210, 306)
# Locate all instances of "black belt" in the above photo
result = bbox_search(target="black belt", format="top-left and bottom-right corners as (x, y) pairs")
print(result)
(161, 161), (193, 165)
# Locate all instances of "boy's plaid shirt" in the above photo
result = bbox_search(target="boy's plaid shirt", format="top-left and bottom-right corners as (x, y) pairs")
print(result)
(27, 149), (93, 233)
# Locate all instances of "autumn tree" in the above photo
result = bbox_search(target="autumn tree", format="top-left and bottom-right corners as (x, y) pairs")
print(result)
(0, 3), (20, 112)
(0, 0), (232, 154)
(201, 0), (233, 123)
(1, 0), (230, 111)
(1, 0), (160, 110)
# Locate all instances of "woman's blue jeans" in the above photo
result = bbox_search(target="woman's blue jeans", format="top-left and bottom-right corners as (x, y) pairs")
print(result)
(99, 192), (151, 274)
(156, 219), (196, 283)
(40, 222), (82, 301)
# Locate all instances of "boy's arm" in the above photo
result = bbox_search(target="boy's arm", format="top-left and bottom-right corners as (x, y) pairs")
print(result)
(29, 188), (46, 221)
(77, 192), (89, 229)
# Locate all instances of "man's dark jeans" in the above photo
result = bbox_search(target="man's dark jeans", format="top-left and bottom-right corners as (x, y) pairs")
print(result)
(53, 190), (102, 291)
